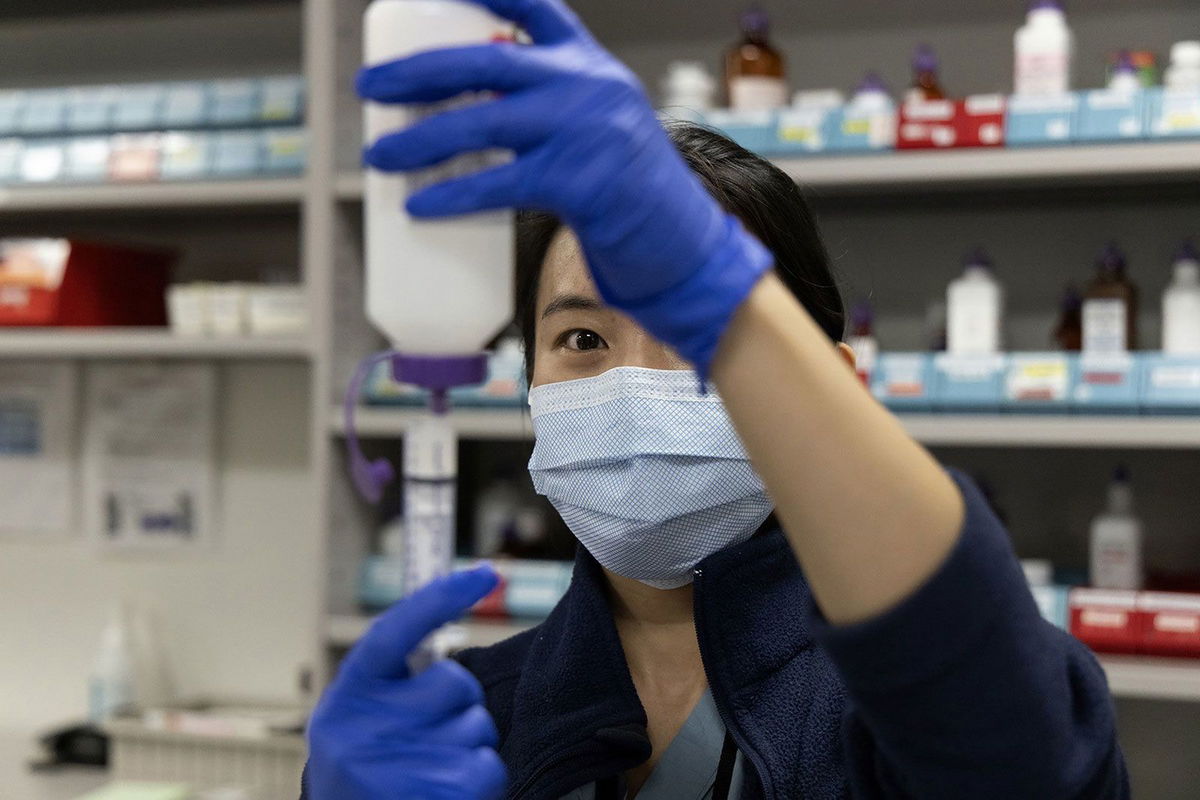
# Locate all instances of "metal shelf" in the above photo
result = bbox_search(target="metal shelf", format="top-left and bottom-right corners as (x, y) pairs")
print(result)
(0, 178), (306, 213)
(336, 142), (1200, 199)
(326, 614), (534, 650)
(0, 329), (311, 359)
(331, 406), (1200, 449)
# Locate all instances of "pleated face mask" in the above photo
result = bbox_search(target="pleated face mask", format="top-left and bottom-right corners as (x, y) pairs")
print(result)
(527, 367), (773, 589)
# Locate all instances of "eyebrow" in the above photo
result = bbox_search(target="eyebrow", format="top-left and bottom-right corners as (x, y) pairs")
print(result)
(540, 293), (605, 320)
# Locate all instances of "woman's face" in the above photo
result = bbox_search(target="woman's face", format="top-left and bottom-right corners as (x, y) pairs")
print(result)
(530, 229), (690, 390)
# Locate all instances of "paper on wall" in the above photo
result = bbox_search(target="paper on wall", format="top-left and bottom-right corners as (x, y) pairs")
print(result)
(0, 361), (77, 534)
(84, 363), (217, 550)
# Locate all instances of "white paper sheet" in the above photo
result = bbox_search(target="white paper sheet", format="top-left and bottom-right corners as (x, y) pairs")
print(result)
(0, 362), (77, 534)
(84, 363), (217, 550)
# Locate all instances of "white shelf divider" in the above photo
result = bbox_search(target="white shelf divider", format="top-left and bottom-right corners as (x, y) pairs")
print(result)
(0, 178), (306, 213)
(331, 406), (1200, 449)
(0, 329), (311, 359)
(336, 142), (1200, 199)
(326, 614), (534, 651)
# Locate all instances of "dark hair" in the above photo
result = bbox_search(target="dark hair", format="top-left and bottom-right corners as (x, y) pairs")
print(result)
(515, 122), (844, 381)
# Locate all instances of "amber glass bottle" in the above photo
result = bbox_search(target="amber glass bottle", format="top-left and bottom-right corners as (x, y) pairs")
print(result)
(907, 44), (948, 102)
(1082, 243), (1139, 353)
(1054, 284), (1083, 351)
(725, 7), (787, 111)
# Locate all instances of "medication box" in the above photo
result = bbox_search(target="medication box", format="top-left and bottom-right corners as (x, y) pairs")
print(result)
(1004, 353), (1073, 413)
(897, 95), (1006, 150)
(161, 82), (210, 129)
(831, 102), (896, 153)
(1139, 593), (1200, 658)
(64, 137), (112, 183)
(931, 354), (1007, 412)
(209, 79), (262, 127)
(1031, 585), (1070, 630)
(1140, 354), (1200, 414)
(108, 133), (162, 182)
(111, 84), (164, 131)
(210, 130), (261, 176)
(771, 106), (838, 155)
(1069, 588), (1140, 655)
(66, 86), (117, 133)
(19, 139), (66, 183)
(262, 127), (307, 174)
(0, 139), (21, 184)
(703, 109), (776, 154)
(871, 353), (934, 412)
(1072, 353), (1141, 413)
(1005, 93), (1079, 146)
(1147, 88), (1200, 139)
(160, 131), (211, 180)
(259, 75), (306, 124)
(1078, 89), (1148, 142)
(20, 89), (68, 135)
(0, 91), (25, 136)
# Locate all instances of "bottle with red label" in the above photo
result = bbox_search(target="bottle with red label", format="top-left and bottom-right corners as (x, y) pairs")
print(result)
(846, 301), (878, 386)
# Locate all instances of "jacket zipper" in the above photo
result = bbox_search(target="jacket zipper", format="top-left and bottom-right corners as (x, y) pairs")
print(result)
(693, 566), (777, 800)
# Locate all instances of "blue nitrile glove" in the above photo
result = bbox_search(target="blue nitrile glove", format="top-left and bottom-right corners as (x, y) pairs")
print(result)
(357, 0), (772, 378)
(306, 566), (507, 800)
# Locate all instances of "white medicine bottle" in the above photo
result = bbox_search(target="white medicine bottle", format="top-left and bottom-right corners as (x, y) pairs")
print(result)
(362, 0), (515, 358)
(947, 248), (1005, 356)
(1165, 41), (1200, 92)
(1163, 240), (1200, 355)
(1014, 0), (1074, 96)
(1089, 466), (1144, 591)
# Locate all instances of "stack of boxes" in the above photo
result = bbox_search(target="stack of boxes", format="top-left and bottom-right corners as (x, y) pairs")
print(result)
(0, 75), (306, 185)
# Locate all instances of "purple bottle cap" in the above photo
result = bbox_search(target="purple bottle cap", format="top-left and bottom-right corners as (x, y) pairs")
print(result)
(850, 301), (874, 329)
(1060, 284), (1082, 311)
(1114, 50), (1136, 74)
(1097, 242), (1127, 273)
(740, 6), (770, 37)
(1177, 238), (1199, 262)
(1113, 464), (1130, 483)
(856, 72), (890, 95)
(964, 246), (993, 271)
(913, 44), (939, 74)
(1030, 0), (1063, 11)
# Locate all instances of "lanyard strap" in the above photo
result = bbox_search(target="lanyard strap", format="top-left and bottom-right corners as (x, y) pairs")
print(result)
(595, 729), (738, 800)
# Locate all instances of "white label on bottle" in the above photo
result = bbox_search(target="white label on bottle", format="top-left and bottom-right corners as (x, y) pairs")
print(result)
(729, 76), (787, 112)
(1016, 52), (1070, 96)
(1082, 299), (1127, 354)
(1165, 295), (1200, 354)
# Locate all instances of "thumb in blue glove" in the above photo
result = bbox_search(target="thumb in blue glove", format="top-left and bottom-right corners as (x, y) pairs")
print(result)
(305, 565), (507, 800)
(358, 0), (772, 379)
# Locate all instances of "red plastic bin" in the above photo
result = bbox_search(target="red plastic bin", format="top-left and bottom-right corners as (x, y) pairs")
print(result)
(897, 95), (1007, 150)
(1069, 588), (1141, 655)
(0, 239), (174, 327)
(1139, 592), (1200, 658)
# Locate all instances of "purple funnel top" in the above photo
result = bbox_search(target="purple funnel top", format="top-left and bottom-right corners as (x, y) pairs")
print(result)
(913, 44), (940, 74)
(740, 6), (770, 38)
(856, 72), (890, 96)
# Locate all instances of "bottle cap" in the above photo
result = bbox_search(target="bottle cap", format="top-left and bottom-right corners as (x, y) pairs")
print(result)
(855, 72), (891, 96)
(740, 6), (770, 37)
(1171, 41), (1200, 68)
(1114, 50), (1137, 75)
(850, 301), (874, 329)
(963, 246), (993, 271)
(1096, 242), (1127, 274)
(1176, 238), (1199, 264)
(913, 44), (939, 74)
(1060, 284), (1082, 311)
(1029, 0), (1064, 12)
(1113, 464), (1130, 484)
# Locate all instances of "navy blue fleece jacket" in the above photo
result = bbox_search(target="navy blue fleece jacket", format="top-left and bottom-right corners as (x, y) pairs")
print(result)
(449, 471), (1128, 799)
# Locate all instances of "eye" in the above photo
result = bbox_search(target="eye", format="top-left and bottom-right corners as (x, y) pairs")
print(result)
(560, 329), (608, 352)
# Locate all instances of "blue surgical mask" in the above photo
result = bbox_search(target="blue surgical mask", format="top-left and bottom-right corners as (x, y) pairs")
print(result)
(527, 367), (773, 589)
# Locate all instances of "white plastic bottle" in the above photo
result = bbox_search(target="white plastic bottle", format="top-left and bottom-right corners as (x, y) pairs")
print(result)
(1090, 466), (1144, 591)
(661, 61), (717, 118)
(1165, 41), (1200, 91)
(89, 605), (136, 722)
(1163, 240), (1200, 355)
(363, 0), (515, 356)
(1014, 0), (1074, 96)
(1108, 52), (1142, 94)
(947, 249), (1005, 355)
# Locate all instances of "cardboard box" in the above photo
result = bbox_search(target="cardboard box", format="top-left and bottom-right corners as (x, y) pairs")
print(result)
(20, 89), (68, 135)
(1147, 88), (1200, 139)
(108, 133), (162, 182)
(931, 354), (1007, 412)
(871, 353), (934, 412)
(1078, 89), (1148, 142)
(897, 95), (1006, 150)
(19, 139), (66, 183)
(0, 139), (23, 184)
(161, 82), (210, 129)
(160, 132), (211, 180)
(64, 137), (112, 183)
(210, 130), (261, 176)
(261, 127), (306, 174)
(1006, 93), (1079, 146)
(1072, 353), (1141, 413)
(0, 91), (25, 136)
(1004, 353), (1073, 413)
(1031, 585), (1070, 630)
(209, 79), (262, 127)
(1069, 588), (1140, 655)
(1140, 355), (1200, 414)
(771, 106), (837, 155)
(831, 103), (896, 152)
(259, 76), (306, 124)
(702, 109), (777, 154)
(112, 84), (165, 131)
(1139, 593), (1200, 657)
(66, 86), (118, 133)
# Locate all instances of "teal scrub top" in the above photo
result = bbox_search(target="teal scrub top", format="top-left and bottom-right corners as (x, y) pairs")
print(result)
(558, 689), (745, 800)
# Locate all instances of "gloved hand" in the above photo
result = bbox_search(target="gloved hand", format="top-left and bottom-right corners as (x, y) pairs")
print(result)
(306, 566), (507, 799)
(357, 0), (772, 378)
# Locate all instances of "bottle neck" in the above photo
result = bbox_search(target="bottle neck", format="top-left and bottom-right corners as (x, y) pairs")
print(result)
(1028, 8), (1065, 26)
(1174, 262), (1200, 286)
(1108, 483), (1134, 515)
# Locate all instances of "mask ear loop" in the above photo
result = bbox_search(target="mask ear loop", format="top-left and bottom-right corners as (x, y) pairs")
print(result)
(344, 351), (399, 504)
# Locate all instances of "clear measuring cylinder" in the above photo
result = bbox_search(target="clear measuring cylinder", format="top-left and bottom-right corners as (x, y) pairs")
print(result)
(403, 411), (460, 666)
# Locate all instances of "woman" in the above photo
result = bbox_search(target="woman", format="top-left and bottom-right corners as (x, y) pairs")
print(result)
(306, 1), (1127, 798)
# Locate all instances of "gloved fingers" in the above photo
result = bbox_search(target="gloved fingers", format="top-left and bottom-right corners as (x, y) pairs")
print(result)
(408, 746), (509, 800)
(464, 0), (586, 45)
(388, 659), (487, 719)
(406, 160), (528, 218)
(341, 565), (499, 681)
(320, 743), (507, 800)
(357, 43), (550, 105)
(415, 704), (501, 749)
(364, 95), (552, 173)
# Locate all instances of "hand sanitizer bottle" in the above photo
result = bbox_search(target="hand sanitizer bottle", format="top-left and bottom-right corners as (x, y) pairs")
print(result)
(1089, 466), (1144, 591)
